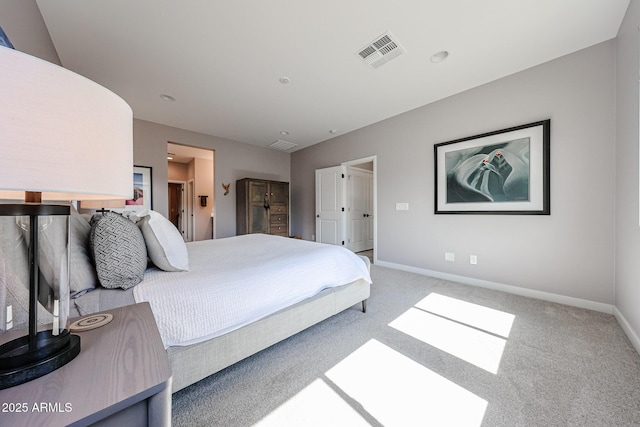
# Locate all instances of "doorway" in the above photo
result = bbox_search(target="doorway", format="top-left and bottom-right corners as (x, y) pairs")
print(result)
(346, 164), (374, 253)
(167, 142), (214, 241)
(168, 181), (184, 233)
(315, 155), (377, 263)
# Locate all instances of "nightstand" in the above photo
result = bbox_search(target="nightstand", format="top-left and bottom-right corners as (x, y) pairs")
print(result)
(0, 302), (172, 427)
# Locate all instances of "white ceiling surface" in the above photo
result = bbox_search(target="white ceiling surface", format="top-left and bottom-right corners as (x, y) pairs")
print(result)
(36, 0), (629, 152)
(167, 142), (213, 164)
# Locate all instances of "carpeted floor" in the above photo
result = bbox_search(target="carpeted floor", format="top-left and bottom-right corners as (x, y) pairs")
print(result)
(172, 265), (640, 426)
(357, 249), (374, 264)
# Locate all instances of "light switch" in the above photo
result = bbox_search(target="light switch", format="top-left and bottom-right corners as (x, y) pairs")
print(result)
(396, 203), (409, 211)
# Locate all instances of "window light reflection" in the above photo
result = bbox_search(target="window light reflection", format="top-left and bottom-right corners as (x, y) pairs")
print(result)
(325, 339), (487, 426)
(255, 379), (369, 427)
(415, 293), (515, 338)
(390, 307), (506, 374)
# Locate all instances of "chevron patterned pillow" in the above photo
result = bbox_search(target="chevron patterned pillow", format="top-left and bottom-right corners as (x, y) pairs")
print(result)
(90, 212), (147, 289)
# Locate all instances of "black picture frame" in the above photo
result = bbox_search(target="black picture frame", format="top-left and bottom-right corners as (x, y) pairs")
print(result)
(124, 165), (153, 211)
(434, 119), (550, 215)
(0, 25), (15, 49)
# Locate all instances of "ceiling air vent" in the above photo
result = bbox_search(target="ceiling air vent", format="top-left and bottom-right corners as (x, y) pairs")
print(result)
(357, 31), (406, 69)
(269, 140), (298, 151)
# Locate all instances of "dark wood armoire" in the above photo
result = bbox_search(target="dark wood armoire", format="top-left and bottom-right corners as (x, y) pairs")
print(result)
(236, 178), (289, 236)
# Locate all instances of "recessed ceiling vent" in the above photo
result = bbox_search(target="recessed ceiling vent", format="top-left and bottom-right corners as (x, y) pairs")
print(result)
(269, 140), (298, 151)
(357, 32), (406, 69)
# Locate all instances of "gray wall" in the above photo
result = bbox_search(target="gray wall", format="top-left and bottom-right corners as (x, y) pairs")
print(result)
(292, 40), (616, 305)
(615, 1), (640, 349)
(0, 0), (60, 65)
(133, 119), (290, 238)
(0, 3), (291, 240)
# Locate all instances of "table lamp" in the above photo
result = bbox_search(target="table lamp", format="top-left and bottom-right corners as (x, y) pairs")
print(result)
(78, 199), (127, 214)
(0, 46), (133, 388)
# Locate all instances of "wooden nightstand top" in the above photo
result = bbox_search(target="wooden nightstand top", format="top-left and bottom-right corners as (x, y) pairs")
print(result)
(0, 302), (171, 427)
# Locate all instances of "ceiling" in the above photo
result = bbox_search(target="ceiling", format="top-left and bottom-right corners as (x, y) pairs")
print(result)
(35, 0), (629, 152)
(167, 142), (213, 164)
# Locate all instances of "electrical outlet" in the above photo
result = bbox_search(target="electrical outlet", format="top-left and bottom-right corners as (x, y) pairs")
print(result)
(311, 234), (315, 241)
(396, 203), (409, 211)
(470, 255), (478, 265)
(445, 252), (455, 262)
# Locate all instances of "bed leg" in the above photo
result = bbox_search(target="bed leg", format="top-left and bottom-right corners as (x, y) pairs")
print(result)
(361, 299), (367, 313)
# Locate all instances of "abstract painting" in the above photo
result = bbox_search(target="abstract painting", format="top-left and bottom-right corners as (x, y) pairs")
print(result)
(434, 120), (550, 214)
(0, 26), (14, 49)
(125, 166), (153, 211)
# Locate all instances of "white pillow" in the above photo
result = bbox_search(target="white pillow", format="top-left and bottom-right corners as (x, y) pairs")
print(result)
(127, 209), (189, 272)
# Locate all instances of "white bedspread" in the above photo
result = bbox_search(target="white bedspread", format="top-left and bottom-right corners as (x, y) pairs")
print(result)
(133, 234), (372, 348)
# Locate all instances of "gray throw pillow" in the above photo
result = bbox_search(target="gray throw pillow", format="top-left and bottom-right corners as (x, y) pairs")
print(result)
(19, 204), (97, 299)
(90, 212), (147, 290)
(0, 216), (53, 331)
(69, 205), (98, 297)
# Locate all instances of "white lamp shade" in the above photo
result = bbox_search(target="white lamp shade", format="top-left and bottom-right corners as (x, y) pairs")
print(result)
(0, 47), (133, 201)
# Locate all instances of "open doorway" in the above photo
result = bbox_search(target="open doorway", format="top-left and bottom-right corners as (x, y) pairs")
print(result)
(315, 155), (377, 264)
(167, 142), (215, 241)
(168, 182), (183, 229)
(346, 161), (374, 262)
(345, 157), (375, 264)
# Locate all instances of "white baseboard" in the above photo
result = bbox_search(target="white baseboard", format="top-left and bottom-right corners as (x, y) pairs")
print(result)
(375, 260), (614, 314)
(613, 307), (640, 355)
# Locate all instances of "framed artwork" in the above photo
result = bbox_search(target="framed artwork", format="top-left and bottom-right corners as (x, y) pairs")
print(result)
(125, 165), (153, 211)
(0, 26), (14, 49)
(434, 120), (550, 215)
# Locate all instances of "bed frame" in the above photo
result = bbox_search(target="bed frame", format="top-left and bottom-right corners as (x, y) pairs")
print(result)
(167, 260), (370, 393)
(70, 253), (371, 394)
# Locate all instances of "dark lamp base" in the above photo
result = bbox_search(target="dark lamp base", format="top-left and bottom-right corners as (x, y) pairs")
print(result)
(0, 330), (80, 389)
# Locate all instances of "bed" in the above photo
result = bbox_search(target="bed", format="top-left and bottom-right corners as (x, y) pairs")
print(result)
(68, 210), (372, 392)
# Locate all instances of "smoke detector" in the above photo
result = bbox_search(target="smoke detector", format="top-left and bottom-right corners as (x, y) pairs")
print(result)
(357, 31), (406, 69)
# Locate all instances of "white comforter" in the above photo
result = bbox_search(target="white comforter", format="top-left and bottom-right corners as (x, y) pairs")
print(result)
(133, 234), (372, 348)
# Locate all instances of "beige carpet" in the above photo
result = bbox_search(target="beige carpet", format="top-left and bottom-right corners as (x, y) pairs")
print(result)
(172, 265), (640, 426)
(356, 249), (374, 264)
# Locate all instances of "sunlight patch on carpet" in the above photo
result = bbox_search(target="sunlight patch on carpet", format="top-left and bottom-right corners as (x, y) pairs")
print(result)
(254, 378), (369, 427)
(390, 307), (506, 374)
(389, 293), (515, 374)
(415, 293), (515, 338)
(325, 339), (487, 426)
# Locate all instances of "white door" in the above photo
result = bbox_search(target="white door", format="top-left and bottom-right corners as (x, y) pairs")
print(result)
(364, 170), (374, 250)
(186, 180), (195, 242)
(315, 166), (345, 245)
(347, 168), (373, 252)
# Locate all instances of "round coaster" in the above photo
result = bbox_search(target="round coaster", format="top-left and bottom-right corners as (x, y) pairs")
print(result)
(69, 313), (113, 332)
